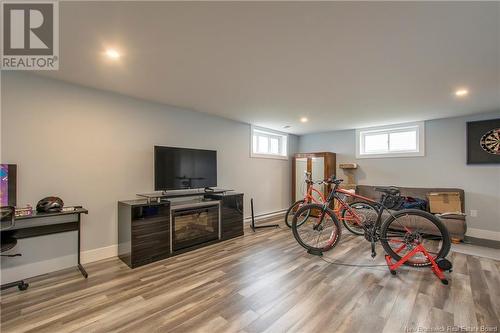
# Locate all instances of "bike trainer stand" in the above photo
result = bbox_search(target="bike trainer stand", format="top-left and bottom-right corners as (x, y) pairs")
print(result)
(385, 242), (452, 285)
(250, 198), (279, 232)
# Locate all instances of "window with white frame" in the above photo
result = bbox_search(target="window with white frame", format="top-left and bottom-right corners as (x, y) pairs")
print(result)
(251, 126), (288, 159)
(356, 122), (425, 158)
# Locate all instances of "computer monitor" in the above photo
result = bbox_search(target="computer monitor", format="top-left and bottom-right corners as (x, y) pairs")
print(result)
(0, 164), (17, 207)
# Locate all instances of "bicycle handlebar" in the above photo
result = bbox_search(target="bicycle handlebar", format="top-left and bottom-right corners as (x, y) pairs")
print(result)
(303, 173), (344, 186)
(323, 175), (344, 185)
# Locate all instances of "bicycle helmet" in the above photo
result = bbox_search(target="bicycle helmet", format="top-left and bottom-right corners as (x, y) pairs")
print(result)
(36, 197), (64, 213)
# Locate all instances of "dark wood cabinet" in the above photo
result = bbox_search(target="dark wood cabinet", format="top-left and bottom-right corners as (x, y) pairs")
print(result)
(118, 201), (170, 268)
(118, 192), (244, 269)
(207, 193), (244, 240)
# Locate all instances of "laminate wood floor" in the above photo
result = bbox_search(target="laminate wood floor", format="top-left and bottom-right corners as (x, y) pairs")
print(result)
(1, 218), (499, 333)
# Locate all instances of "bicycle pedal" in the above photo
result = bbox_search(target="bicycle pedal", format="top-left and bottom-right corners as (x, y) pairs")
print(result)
(436, 258), (452, 272)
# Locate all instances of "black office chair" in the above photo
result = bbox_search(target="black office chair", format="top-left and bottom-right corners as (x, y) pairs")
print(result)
(1, 206), (29, 291)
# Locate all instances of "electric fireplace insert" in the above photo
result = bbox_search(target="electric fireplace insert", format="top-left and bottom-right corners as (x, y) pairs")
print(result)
(172, 204), (219, 251)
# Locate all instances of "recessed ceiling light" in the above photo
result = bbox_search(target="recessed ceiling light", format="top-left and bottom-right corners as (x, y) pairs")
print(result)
(300, 117), (308, 123)
(455, 88), (469, 97)
(105, 49), (121, 60)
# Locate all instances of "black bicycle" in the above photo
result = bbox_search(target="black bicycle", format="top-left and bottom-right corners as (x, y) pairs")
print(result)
(291, 177), (451, 267)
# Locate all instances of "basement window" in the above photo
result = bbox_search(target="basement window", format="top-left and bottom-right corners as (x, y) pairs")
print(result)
(251, 126), (288, 159)
(356, 122), (425, 158)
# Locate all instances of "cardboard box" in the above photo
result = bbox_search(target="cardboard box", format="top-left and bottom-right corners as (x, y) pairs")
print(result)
(427, 192), (462, 214)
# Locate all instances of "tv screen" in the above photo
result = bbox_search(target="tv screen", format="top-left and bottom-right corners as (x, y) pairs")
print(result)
(0, 164), (17, 206)
(154, 146), (217, 191)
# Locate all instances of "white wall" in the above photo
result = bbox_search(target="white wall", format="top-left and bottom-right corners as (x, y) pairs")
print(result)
(2, 70), (498, 282)
(1, 72), (297, 254)
(299, 112), (500, 238)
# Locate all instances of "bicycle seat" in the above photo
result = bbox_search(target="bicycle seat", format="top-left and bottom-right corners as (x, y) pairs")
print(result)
(375, 186), (400, 196)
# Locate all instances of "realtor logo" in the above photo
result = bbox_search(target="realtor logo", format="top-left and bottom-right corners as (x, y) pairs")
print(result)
(1, 1), (59, 70)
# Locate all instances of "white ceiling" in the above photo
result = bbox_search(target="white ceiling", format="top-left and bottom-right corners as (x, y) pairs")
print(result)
(36, 1), (500, 135)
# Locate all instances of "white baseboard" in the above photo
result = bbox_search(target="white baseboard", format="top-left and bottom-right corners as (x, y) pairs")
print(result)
(80, 210), (286, 264)
(1, 254), (77, 284)
(81, 244), (118, 264)
(466, 228), (500, 241)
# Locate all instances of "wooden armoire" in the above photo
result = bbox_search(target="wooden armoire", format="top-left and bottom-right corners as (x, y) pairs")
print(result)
(292, 152), (336, 203)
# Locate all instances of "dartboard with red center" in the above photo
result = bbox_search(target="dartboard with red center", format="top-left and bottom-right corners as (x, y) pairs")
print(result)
(480, 128), (500, 155)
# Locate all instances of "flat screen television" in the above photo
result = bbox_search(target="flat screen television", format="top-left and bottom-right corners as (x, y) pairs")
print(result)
(154, 146), (217, 191)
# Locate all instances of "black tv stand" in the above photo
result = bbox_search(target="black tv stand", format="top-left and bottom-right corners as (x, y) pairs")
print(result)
(118, 191), (244, 269)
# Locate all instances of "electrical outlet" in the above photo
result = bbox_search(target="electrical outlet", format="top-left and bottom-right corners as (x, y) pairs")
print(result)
(470, 210), (478, 217)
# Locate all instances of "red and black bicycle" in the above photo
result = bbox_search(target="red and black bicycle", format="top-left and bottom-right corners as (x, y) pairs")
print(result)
(291, 177), (452, 273)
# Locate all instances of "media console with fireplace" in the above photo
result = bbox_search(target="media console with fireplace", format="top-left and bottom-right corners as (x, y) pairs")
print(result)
(118, 145), (243, 268)
(118, 190), (243, 268)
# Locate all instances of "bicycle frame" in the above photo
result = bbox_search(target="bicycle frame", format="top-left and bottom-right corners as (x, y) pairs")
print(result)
(329, 188), (380, 226)
(318, 185), (413, 252)
(335, 188), (377, 205)
(303, 183), (327, 204)
(295, 172), (327, 206)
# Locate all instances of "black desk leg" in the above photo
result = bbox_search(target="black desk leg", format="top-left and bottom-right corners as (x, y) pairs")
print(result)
(77, 217), (88, 278)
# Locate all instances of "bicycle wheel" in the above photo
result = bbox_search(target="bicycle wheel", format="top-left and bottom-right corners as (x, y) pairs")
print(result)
(380, 209), (451, 267)
(291, 203), (342, 253)
(340, 201), (378, 235)
(285, 200), (309, 228)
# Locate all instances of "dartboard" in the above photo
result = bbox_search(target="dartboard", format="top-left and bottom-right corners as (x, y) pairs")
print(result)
(480, 128), (500, 155)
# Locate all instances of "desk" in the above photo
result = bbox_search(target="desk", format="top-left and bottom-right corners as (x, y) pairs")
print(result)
(2, 208), (89, 278)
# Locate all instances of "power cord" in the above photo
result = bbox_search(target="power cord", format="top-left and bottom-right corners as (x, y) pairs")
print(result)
(319, 256), (388, 267)
(319, 255), (429, 274)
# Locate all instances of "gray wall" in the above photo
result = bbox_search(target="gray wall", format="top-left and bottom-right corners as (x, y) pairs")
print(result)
(299, 112), (500, 235)
(1, 72), (297, 253)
